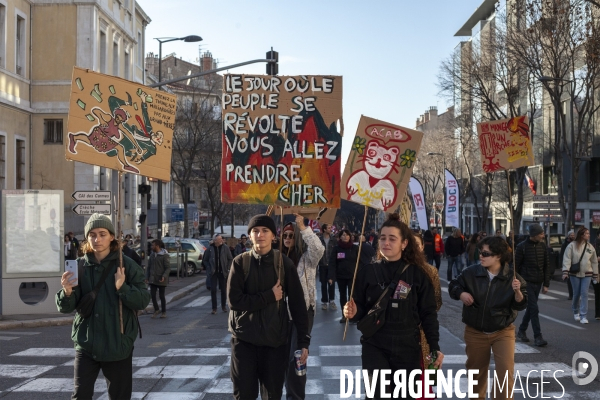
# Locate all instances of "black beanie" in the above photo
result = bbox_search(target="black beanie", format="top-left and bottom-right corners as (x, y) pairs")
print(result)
(247, 214), (277, 236)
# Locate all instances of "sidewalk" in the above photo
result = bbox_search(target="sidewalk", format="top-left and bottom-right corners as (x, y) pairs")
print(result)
(0, 272), (208, 330)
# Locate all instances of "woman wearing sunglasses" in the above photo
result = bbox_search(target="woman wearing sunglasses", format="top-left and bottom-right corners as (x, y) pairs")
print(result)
(449, 236), (527, 400)
(279, 214), (324, 400)
(328, 228), (375, 323)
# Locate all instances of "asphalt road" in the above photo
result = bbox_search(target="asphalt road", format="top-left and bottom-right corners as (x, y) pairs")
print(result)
(0, 260), (598, 399)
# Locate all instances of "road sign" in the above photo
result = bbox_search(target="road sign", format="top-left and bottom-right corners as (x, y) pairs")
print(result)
(533, 203), (561, 209)
(171, 208), (184, 222)
(533, 195), (559, 202)
(71, 191), (111, 201)
(72, 204), (111, 215)
(533, 210), (561, 216)
(534, 216), (564, 222)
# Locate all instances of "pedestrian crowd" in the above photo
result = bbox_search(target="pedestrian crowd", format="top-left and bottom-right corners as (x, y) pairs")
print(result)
(57, 212), (599, 399)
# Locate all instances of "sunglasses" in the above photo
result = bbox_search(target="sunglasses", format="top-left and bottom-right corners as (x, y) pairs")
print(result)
(283, 233), (294, 239)
(480, 251), (496, 258)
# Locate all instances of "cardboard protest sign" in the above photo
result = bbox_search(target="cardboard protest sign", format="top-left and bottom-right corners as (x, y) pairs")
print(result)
(341, 116), (423, 212)
(66, 67), (176, 181)
(477, 116), (533, 173)
(221, 74), (343, 208)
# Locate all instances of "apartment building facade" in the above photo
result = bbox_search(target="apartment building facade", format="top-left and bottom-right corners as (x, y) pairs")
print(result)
(0, 0), (151, 236)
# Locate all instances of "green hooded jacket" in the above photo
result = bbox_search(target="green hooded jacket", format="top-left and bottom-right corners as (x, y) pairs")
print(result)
(55, 251), (150, 362)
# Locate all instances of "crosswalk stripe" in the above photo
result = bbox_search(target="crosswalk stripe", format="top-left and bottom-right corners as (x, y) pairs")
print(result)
(61, 357), (156, 367)
(0, 365), (55, 378)
(158, 348), (230, 357)
(539, 313), (586, 329)
(538, 293), (558, 300)
(133, 365), (220, 379)
(11, 378), (106, 392)
(184, 296), (211, 308)
(10, 348), (74, 357)
(0, 332), (41, 335)
(0, 336), (19, 341)
(319, 345), (361, 356)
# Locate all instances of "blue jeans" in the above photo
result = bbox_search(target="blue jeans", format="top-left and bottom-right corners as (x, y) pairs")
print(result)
(570, 276), (592, 318)
(519, 281), (542, 337)
(447, 256), (463, 281)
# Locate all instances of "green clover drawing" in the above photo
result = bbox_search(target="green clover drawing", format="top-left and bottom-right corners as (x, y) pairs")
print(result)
(399, 149), (417, 168)
(352, 137), (367, 154)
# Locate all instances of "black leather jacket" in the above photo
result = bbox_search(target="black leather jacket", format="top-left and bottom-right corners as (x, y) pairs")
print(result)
(449, 264), (528, 332)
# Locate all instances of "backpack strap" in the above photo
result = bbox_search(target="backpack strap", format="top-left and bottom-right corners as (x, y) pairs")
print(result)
(242, 250), (285, 292)
(242, 252), (252, 280)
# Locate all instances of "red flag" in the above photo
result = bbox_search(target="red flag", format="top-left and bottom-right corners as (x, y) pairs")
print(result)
(525, 171), (536, 195)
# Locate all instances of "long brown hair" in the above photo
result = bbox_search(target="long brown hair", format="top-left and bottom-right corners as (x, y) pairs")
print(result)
(81, 238), (120, 254)
(575, 227), (589, 248)
(378, 213), (426, 267)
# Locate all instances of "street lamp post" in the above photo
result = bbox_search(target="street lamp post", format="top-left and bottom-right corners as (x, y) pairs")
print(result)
(539, 75), (576, 229)
(154, 35), (202, 239)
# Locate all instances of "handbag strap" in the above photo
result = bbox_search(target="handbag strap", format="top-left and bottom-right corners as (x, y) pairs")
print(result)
(574, 243), (587, 265)
(372, 263), (410, 306)
(92, 260), (117, 295)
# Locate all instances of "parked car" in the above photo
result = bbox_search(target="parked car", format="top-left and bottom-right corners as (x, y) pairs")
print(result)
(162, 238), (207, 276)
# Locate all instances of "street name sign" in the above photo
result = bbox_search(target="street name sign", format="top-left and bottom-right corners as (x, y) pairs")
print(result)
(533, 195), (559, 202)
(533, 203), (561, 209)
(534, 216), (564, 222)
(533, 210), (561, 216)
(71, 191), (111, 201)
(72, 204), (111, 215)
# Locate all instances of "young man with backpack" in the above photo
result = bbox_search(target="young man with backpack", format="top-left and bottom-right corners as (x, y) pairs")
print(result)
(227, 214), (310, 400)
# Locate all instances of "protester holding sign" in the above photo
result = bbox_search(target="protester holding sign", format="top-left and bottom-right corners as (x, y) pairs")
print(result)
(343, 214), (443, 398)
(56, 213), (150, 399)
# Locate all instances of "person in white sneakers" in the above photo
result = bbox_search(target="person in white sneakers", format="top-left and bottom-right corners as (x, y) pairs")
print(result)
(563, 227), (598, 324)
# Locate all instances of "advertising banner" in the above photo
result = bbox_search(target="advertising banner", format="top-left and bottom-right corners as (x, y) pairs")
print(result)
(445, 169), (460, 228)
(341, 115), (423, 211)
(221, 74), (343, 208)
(477, 116), (534, 173)
(65, 67), (177, 181)
(408, 177), (428, 230)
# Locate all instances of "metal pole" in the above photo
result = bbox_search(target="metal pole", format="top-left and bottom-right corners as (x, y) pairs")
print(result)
(157, 41), (163, 240)
(570, 86), (576, 230)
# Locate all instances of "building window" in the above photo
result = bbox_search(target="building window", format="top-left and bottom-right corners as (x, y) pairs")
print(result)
(589, 158), (600, 193)
(15, 14), (25, 76)
(16, 138), (25, 189)
(0, 135), (5, 189)
(0, 4), (6, 68)
(100, 31), (107, 73)
(113, 41), (119, 76)
(99, 167), (107, 190)
(44, 119), (63, 144)
(124, 50), (130, 79)
(137, 32), (142, 66)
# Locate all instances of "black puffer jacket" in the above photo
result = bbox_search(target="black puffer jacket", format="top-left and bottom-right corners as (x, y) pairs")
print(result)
(449, 264), (527, 332)
(515, 238), (551, 286)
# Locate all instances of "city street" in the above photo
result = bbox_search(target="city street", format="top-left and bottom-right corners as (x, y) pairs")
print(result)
(0, 260), (599, 399)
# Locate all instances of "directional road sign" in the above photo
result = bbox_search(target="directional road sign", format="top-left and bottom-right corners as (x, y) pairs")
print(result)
(534, 216), (564, 222)
(71, 191), (111, 201)
(72, 204), (111, 215)
(533, 210), (561, 216)
(533, 203), (561, 209)
(533, 195), (559, 202)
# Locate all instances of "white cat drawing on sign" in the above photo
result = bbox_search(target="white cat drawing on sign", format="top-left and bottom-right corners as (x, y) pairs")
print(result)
(346, 140), (399, 211)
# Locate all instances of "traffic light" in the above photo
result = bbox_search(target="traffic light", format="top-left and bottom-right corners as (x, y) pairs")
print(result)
(138, 184), (151, 195)
(266, 49), (278, 76)
(138, 213), (147, 224)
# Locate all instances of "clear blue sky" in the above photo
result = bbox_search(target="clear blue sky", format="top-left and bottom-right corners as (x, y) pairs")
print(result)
(141, 0), (483, 165)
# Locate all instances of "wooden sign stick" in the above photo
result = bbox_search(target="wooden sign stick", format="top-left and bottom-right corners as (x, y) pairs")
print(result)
(117, 170), (124, 334)
(505, 170), (516, 281)
(343, 205), (369, 341)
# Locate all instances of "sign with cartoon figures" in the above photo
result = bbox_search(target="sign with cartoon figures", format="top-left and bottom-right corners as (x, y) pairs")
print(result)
(341, 115), (423, 211)
(65, 67), (176, 181)
(477, 116), (534, 173)
(221, 74), (343, 208)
